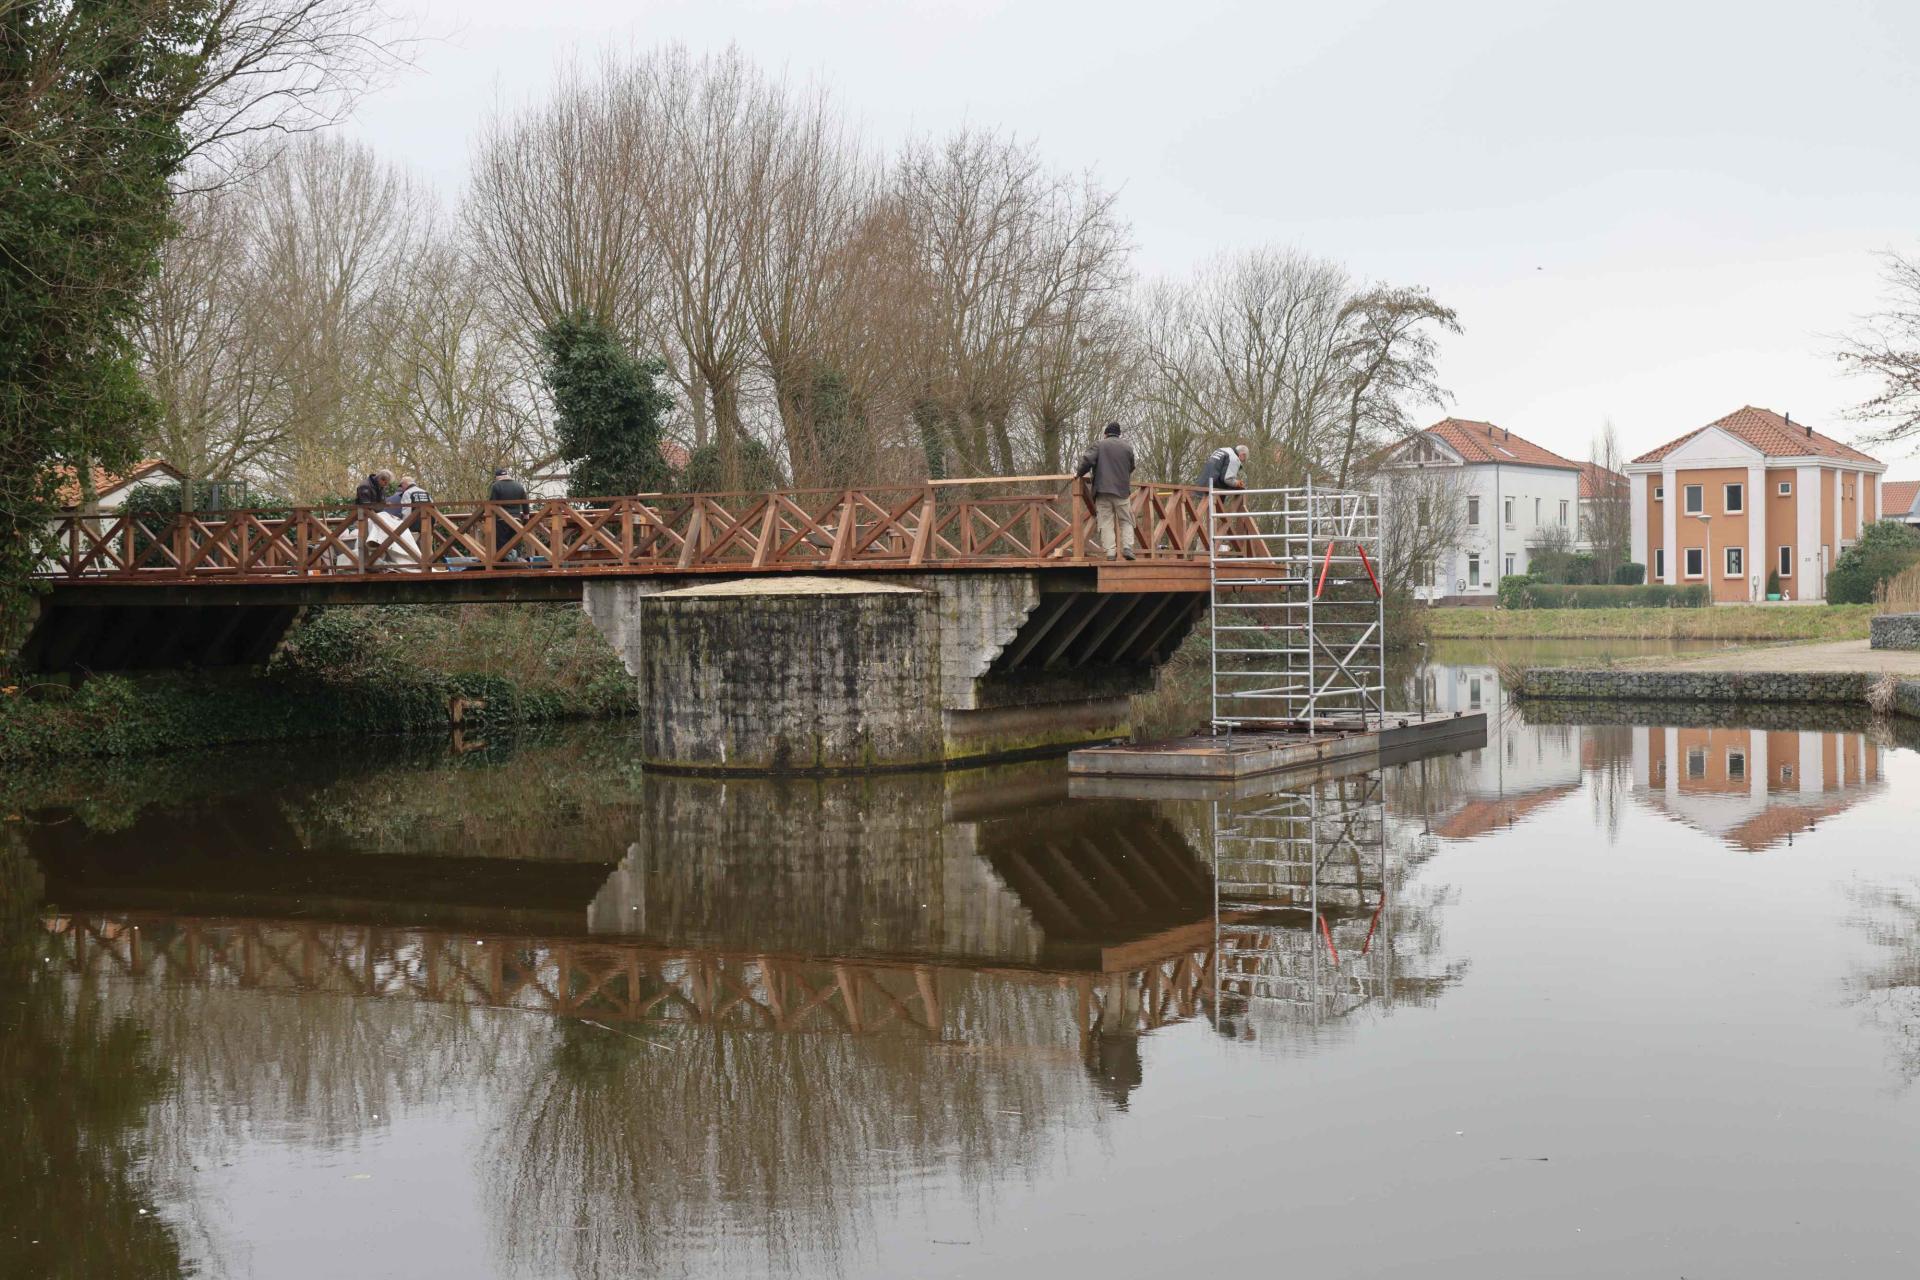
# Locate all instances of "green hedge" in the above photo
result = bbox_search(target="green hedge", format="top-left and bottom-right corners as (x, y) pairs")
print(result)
(1498, 575), (1709, 609)
(1827, 520), (1920, 605)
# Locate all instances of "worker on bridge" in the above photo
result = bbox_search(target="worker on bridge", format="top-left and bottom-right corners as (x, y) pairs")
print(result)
(1075, 421), (1136, 561)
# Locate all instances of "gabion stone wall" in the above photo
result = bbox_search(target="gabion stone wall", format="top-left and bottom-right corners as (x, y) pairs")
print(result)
(1870, 612), (1920, 651)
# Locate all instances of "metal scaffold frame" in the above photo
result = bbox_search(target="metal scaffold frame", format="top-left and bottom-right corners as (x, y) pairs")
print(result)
(1210, 774), (1393, 1026)
(1208, 481), (1385, 736)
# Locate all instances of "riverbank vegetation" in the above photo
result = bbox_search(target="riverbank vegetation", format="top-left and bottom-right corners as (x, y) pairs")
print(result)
(1425, 604), (1875, 642)
(0, 604), (629, 766)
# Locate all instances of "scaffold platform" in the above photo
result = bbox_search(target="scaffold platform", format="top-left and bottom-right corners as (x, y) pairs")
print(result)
(1066, 710), (1486, 785)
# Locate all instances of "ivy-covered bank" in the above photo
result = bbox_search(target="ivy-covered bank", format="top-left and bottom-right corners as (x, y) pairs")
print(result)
(0, 603), (632, 765)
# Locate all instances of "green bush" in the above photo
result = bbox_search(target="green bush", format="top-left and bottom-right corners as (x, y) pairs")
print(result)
(1500, 580), (1709, 609)
(1827, 520), (1920, 604)
(1528, 549), (1600, 584)
(1613, 562), (1645, 585)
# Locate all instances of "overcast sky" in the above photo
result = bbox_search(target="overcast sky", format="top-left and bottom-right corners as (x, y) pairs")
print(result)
(345, 0), (1920, 474)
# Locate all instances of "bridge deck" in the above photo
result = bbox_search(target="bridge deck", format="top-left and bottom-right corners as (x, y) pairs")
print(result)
(42, 477), (1230, 593)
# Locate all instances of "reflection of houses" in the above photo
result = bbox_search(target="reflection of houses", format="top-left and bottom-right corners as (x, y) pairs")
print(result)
(1420, 660), (1587, 839)
(1630, 726), (1884, 850)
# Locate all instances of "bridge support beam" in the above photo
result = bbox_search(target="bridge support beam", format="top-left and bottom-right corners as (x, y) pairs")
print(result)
(583, 573), (1202, 773)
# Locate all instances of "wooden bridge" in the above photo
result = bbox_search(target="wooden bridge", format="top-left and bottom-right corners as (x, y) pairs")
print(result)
(40, 477), (1215, 593)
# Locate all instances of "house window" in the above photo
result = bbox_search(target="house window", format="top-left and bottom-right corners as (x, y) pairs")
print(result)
(1683, 484), (1703, 514)
(1724, 546), (1743, 578)
(1504, 553), (1515, 577)
(1778, 545), (1792, 578)
(1467, 495), (1480, 526)
(1468, 677), (1482, 709)
(1686, 747), (1706, 779)
(1654, 485), (1664, 501)
(1534, 497), (1541, 526)
(1781, 764), (1795, 782)
(1778, 480), (1792, 496)
(1654, 548), (1666, 580)
(1467, 553), (1481, 587)
(1416, 495), (1430, 526)
(1728, 750), (1746, 781)
(1724, 483), (1743, 514)
(1503, 497), (1514, 528)
(1559, 499), (1569, 526)
(1684, 547), (1703, 578)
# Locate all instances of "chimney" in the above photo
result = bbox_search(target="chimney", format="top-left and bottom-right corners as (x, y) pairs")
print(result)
(1503, 428), (1510, 441)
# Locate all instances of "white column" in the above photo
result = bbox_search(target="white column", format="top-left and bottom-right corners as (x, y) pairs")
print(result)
(1664, 727), (1680, 806)
(1801, 730), (1824, 793)
(1849, 471), (1864, 540)
(1747, 464), (1765, 601)
(1632, 728), (1649, 792)
(1796, 465), (1821, 600)
(1748, 732), (1768, 806)
(1629, 473), (1648, 573)
(1662, 465), (1679, 583)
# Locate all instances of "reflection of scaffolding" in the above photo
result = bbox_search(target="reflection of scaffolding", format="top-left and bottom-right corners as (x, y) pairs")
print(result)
(1210, 484), (1384, 734)
(1212, 774), (1394, 1026)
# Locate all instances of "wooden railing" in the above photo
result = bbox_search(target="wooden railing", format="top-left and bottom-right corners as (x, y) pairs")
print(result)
(40, 477), (1212, 582)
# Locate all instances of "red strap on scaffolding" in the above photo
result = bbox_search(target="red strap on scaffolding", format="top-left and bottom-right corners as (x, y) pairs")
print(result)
(1359, 897), (1385, 956)
(1315, 538), (1337, 598)
(1318, 913), (1339, 963)
(1315, 540), (1384, 600)
(1356, 543), (1382, 598)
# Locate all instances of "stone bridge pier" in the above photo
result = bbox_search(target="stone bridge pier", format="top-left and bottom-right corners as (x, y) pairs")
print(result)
(583, 572), (1203, 773)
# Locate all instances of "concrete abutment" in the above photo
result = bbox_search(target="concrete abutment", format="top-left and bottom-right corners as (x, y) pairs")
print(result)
(583, 573), (1200, 773)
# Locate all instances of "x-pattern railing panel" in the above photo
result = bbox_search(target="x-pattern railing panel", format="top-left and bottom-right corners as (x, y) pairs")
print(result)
(40, 478), (1211, 582)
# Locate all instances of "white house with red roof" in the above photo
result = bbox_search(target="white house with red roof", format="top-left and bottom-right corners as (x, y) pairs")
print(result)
(1380, 418), (1583, 601)
(1624, 407), (1887, 602)
(1883, 479), (1920, 526)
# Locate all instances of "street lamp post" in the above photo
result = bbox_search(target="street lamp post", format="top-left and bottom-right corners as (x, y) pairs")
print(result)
(1694, 511), (1713, 605)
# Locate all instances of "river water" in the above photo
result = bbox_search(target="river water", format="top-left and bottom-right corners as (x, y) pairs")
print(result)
(5, 642), (1919, 1278)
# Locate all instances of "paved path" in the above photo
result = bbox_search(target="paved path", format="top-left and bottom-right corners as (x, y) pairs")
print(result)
(1630, 638), (1920, 675)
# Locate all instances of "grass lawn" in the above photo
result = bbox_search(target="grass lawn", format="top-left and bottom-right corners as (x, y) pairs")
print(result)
(1422, 603), (1876, 642)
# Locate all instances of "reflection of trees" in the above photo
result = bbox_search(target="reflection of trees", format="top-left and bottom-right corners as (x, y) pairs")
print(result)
(5, 725), (644, 864)
(1846, 880), (1920, 1083)
(0, 839), (186, 1278)
(488, 982), (1107, 1279)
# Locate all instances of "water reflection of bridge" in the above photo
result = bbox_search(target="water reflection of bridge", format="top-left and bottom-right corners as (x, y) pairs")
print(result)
(48, 913), (1221, 1055)
(37, 770), (1457, 1070)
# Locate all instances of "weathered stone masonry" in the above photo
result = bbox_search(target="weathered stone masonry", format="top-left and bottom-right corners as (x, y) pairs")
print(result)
(583, 573), (1202, 772)
(1871, 613), (1920, 651)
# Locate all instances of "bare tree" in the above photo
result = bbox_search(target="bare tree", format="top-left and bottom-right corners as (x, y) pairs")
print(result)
(897, 130), (1129, 475)
(1583, 419), (1632, 576)
(247, 135), (430, 501)
(372, 240), (546, 498)
(1330, 286), (1460, 485)
(1839, 250), (1920, 446)
(136, 174), (286, 504)
(1142, 248), (1352, 487)
(465, 62), (654, 343)
(1376, 463), (1473, 605)
(175, 0), (416, 182)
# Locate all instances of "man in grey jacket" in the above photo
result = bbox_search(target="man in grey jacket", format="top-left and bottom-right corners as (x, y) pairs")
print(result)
(1074, 421), (1136, 561)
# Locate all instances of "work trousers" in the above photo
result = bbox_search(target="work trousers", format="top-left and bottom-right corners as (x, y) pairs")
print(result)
(1094, 493), (1135, 559)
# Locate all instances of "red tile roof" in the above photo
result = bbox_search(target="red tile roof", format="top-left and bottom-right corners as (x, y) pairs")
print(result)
(1433, 782), (1580, 840)
(1577, 460), (1627, 501)
(1630, 406), (1880, 466)
(1884, 479), (1919, 518)
(53, 459), (182, 509)
(1420, 419), (1579, 470)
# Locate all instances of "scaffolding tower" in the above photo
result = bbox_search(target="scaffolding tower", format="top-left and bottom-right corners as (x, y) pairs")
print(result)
(1209, 482), (1385, 735)
(1211, 773), (1393, 1027)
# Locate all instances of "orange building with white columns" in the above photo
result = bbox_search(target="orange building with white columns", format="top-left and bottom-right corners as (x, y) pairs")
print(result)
(1625, 407), (1886, 602)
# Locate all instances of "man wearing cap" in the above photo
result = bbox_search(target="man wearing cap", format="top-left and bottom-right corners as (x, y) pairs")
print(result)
(1074, 421), (1136, 561)
(488, 466), (531, 561)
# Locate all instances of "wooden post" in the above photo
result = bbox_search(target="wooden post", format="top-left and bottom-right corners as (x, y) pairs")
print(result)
(908, 487), (934, 565)
(827, 490), (854, 566)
